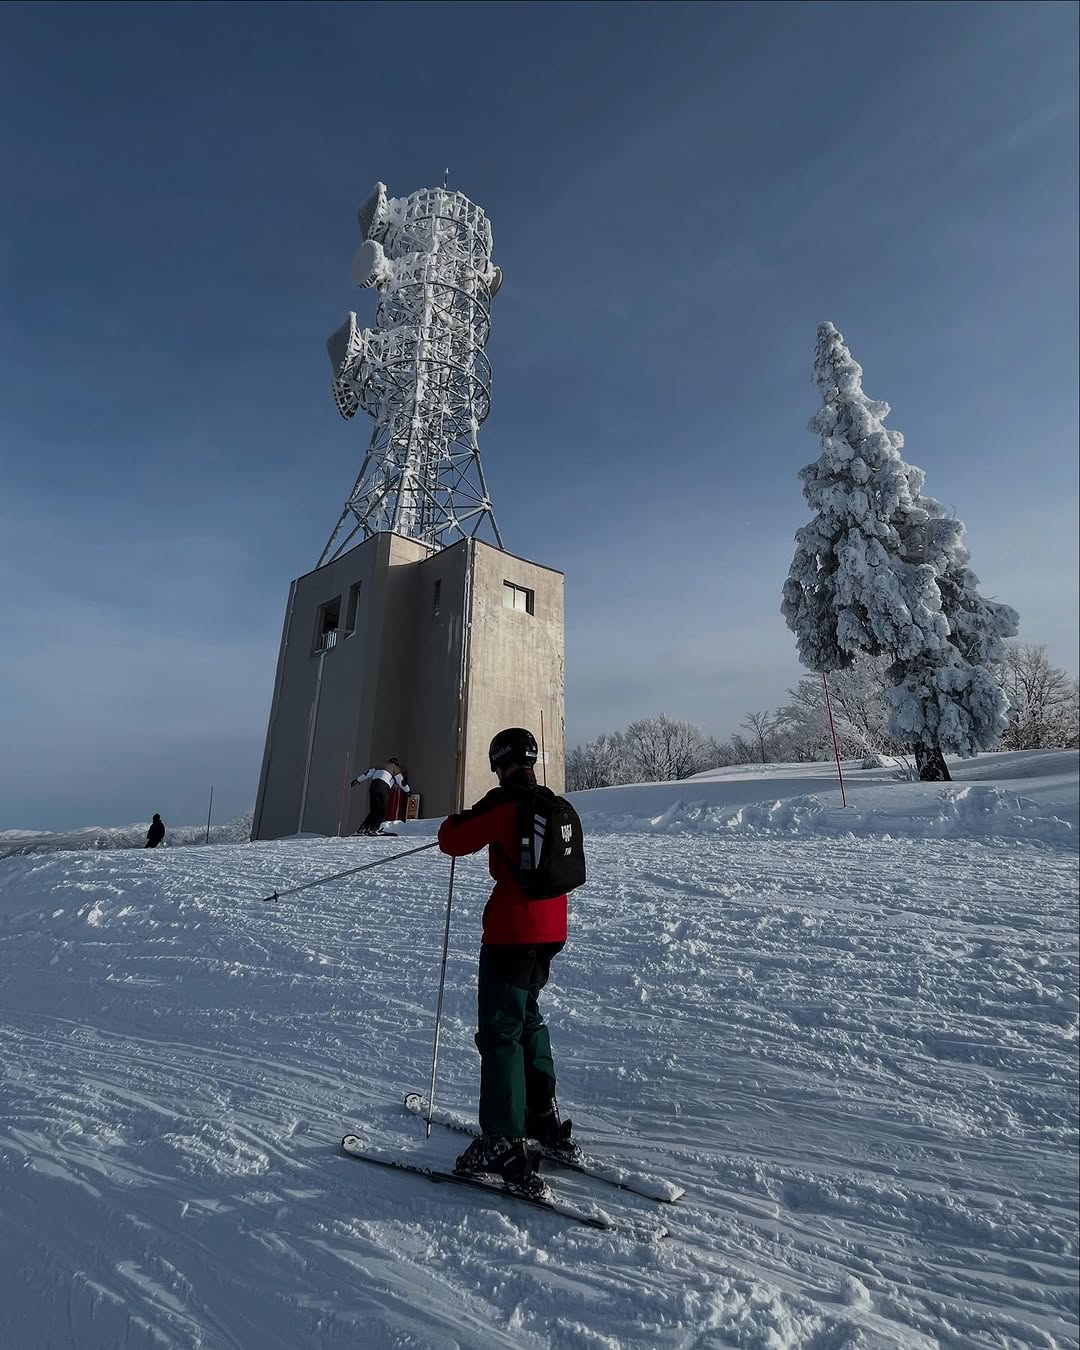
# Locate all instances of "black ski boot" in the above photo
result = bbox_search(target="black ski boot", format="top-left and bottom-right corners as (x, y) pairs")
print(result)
(499, 1141), (549, 1201)
(455, 1135), (548, 1200)
(454, 1133), (511, 1176)
(527, 1103), (584, 1166)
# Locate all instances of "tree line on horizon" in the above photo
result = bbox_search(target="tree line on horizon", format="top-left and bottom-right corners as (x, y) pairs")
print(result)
(566, 643), (1079, 791)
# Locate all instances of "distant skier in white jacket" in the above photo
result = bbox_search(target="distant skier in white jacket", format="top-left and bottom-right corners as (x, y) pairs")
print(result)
(351, 759), (409, 835)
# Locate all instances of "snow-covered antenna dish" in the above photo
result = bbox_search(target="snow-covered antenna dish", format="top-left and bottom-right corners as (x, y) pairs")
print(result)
(488, 266), (504, 299)
(357, 183), (389, 241)
(327, 312), (363, 420)
(351, 239), (384, 288)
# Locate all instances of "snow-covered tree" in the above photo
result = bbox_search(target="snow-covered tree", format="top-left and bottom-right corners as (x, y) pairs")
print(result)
(623, 715), (709, 782)
(912, 498), (1017, 669)
(782, 322), (1017, 781)
(565, 733), (631, 791)
(777, 656), (900, 762)
(702, 735), (738, 769)
(739, 711), (780, 764)
(999, 644), (1079, 750)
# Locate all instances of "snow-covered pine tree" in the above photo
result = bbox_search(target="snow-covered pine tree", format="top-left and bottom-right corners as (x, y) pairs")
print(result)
(781, 322), (1017, 781)
(890, 494), (1018, 777)
(906, 494), (1018, 671)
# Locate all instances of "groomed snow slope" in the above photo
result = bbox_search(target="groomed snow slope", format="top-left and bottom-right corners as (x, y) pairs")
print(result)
(0, 753), (1076, 1349)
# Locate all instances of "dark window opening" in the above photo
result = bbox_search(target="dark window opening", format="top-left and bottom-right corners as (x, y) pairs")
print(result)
(432, 579), (442, 617)
(315, 597), (341, 653)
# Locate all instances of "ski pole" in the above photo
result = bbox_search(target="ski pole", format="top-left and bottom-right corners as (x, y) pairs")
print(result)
(425, 856), (457, 1139)
(260, 840), (439, 903)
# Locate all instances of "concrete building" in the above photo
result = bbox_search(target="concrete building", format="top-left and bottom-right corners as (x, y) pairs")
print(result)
(252, 534), (565, 839)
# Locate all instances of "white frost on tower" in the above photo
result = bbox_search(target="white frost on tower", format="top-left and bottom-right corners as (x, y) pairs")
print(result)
(321, 182), (504, 563)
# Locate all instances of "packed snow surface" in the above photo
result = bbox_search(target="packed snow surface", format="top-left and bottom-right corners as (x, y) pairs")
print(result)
(0, 753), (1076, 1348)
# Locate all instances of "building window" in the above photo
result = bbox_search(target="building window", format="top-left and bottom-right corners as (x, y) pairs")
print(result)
(315, 597), (341, 653)
(432, 579), (442, 617)
(345, 582), (362, 632)
(503, 581), (534, 615)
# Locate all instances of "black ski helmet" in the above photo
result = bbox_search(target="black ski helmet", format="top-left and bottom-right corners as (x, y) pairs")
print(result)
(488, 727), (538, 772)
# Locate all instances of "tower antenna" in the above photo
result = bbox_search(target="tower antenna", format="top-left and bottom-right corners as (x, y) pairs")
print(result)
(321, 181), (505, 564)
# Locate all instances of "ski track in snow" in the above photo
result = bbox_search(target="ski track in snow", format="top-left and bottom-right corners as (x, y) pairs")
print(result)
(0, 764), (1077, 1349)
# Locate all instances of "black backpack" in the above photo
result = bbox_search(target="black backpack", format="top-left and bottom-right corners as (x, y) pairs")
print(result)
(512, 785), (586, 900)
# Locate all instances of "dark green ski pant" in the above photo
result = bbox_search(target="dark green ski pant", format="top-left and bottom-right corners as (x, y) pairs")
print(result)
(476, 942), (563, 1140)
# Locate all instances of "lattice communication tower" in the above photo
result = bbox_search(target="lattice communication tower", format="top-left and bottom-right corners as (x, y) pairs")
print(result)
(321, 181), (504, 564)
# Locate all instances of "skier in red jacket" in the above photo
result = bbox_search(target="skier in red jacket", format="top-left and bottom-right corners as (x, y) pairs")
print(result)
(437, 727), (579, 1195)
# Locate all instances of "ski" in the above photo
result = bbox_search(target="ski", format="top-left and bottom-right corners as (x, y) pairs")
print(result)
(341, 1134), (614, 1230)
(402, 1093), (684, 1204)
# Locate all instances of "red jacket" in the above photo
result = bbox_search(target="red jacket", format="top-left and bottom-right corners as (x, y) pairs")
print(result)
(438, 787), (568, 946)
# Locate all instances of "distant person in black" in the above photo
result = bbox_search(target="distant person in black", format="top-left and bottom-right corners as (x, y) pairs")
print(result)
(145, 814), (165, 848)
(351, 759), (409, 835)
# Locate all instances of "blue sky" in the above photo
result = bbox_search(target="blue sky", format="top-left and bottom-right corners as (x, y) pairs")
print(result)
(1, 0), (1076, 830)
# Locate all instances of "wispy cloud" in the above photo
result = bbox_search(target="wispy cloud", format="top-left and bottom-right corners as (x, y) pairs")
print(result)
(965, 98), (1077, 168)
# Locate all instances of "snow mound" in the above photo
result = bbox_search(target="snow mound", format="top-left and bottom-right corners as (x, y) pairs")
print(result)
(717, 785), (1074, 843)
(572, 751), (1077, 845)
